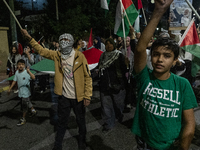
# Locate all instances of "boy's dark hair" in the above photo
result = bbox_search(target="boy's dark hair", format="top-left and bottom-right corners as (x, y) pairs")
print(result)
(151, 37), (179, 59)
(105, 38), (116, 50)
(17, 59), (25, 64)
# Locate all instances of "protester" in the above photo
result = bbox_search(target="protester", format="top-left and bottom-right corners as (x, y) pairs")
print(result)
(79, 41), (87, 52)
(21, 45), (35, 68)
(13, 41), (23, 55)
(50, 41), (57, 50)
(6, 45), (21, 93)
(21, 45), (35, 97)
(74, 38), (83, 51)
(94, 36), (105, 52)
(98, 38), (129, 133)
(8, 59), (37, 126)
(21, 30), (92, 150)
(116, 36), (123, 50)
(131, 0), (198, 150)
(135, 32), (141, 44)
(121, 36), (136, 111)
(101, 37), (106, 44)
(55, 42), (60, 51)
(40, 38), (47, 48)
(113, 37), (117, 43)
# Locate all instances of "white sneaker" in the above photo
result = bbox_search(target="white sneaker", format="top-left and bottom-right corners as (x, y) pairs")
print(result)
(14, 90), (19, 93)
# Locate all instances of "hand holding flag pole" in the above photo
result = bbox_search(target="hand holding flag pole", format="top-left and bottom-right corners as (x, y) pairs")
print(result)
(3, 0), (22, 30)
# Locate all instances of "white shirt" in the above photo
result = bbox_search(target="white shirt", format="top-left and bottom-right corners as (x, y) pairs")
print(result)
(62, 50), (76, 99)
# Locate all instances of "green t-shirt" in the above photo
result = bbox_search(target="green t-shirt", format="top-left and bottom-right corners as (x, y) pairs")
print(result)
(131, 66), (198, 150)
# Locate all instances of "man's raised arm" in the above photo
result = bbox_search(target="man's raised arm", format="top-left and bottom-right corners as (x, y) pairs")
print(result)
(134, 0), (173, 73)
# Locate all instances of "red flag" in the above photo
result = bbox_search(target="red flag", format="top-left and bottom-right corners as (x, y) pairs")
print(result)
(179, 21), (200, 47)
(138, 0), (143, 10)
(87, 28), (93, 49)
(18, 43), (23, 55)
(82, 48), (103, 70)
(178, 19), (200, 77)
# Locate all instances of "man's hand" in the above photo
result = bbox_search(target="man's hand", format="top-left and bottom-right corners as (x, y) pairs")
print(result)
(84, 99), (90, 107)
(21, 29), (32, 41)
(154, 0), (174, 13)
(129, 26), (136, 39)
(129, 26), (134, 34)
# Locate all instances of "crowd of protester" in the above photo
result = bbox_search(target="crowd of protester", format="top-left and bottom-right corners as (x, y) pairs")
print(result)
(4, 1), (200, 149)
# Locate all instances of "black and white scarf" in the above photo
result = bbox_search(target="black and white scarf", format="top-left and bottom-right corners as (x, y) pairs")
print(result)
(99, 49), (121, 71)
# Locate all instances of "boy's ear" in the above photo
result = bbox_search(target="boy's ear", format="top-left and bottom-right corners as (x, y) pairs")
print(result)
(172, 57), (178, 66)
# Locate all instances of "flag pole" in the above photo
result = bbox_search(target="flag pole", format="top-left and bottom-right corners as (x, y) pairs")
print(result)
(142, 8), (147, 25)
(185, 0), (200, 21)
(3, 0), (22, 30)
(178, 18), (194, 46)
(119, 0), (127, 57)
(119, 0), (132, 27)
(38, 36), (44, 42)
(119, 0), (129, 69)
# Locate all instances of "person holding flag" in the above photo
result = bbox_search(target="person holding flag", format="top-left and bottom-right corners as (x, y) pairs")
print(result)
(131, 0), (198, 150)
(21, 30), (92, 150)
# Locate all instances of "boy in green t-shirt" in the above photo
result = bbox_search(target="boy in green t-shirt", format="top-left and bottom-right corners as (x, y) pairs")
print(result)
(131, 0), (198, 150)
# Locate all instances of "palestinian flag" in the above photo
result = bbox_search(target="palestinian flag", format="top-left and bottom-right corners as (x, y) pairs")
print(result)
(7, 59), (55, 81)
(101, 0), (110, 10)
(178, 19), (200, 77)
(134, 0), (143, 32)
(114, 0), (138, 37)
(82, 48), (103, 70)
(101, 0), (111, 17)
(87, 28), (93, 49)
(137, 0), (143, 9)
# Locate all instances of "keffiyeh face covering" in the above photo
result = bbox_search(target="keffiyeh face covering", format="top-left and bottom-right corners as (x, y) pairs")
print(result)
(59, 33), (74, 59)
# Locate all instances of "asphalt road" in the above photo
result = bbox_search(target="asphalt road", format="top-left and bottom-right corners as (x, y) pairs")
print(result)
(0, 81), (200, 150)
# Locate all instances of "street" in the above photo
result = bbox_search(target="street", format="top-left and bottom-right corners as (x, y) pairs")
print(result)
(0, 81), (200, 150)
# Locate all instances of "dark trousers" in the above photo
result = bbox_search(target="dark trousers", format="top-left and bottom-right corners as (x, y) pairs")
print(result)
(54, 95), (86, 149)
(125, 77), (137, 106)
(101, 89), (126, 129)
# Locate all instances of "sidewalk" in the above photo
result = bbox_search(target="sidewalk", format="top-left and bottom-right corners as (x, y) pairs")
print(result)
(0, 72), (9, 93)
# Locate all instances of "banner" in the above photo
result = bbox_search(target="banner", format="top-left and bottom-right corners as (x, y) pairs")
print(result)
(169, 0), (193, 28)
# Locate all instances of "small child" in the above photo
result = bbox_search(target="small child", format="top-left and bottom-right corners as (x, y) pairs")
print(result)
(8, 59), (37, 126)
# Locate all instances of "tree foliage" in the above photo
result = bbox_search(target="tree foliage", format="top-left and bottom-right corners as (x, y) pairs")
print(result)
(29, 0), (120, 40)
